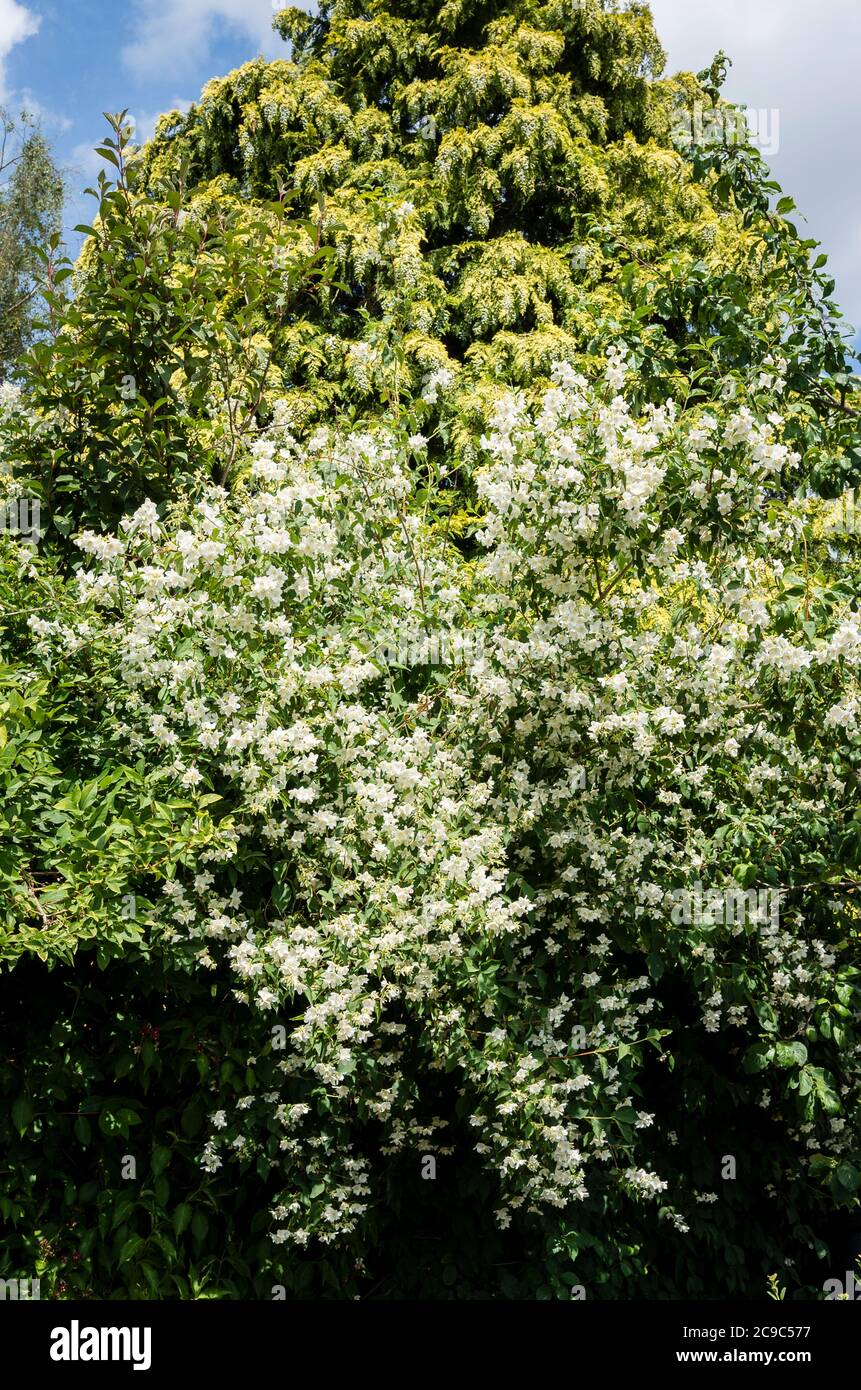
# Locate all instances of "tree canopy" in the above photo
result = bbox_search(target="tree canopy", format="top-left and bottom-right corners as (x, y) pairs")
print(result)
(0, 108), (63, 380)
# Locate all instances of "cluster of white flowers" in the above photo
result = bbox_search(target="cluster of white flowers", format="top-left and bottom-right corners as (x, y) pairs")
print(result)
(624, 1167), (669, 1199)
(47, 350), (860, 1249)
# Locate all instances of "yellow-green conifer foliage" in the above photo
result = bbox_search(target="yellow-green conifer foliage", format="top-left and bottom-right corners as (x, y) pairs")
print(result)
(132, 1), (854, 482)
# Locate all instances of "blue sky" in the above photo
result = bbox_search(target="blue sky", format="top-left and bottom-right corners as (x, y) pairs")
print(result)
(650, 0), (861, 357)
(0, 0), (287, 242)
(1, 0), (859, 353)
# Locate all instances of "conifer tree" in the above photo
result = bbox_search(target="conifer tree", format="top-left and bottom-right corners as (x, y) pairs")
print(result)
(131, 0), (857, 489)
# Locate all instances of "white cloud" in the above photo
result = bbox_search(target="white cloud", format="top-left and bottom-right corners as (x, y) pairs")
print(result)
(69, 140), (108, 193)
(122, 0), (288, 80)
(129, 100), (193, 146)
(650, 0), (861, 341)
(0, 0), (39, 99)
(17, 88), (72, 132)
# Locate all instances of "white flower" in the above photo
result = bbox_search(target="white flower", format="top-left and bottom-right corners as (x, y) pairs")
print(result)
(250, 569), (286, 605)
(624, 1167), (668, 1199)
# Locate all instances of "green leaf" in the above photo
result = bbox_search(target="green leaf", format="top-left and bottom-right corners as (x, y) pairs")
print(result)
(112, 1194), (136, 1230)
(172, 1203), (193, 1237)
(830, 1163), (860, 1202)
(12, 1097), (33, 1136)
(742, 1044), (773, 1073)
(835, 1162), (859, 1191)
(773, 1041), (807, 1068)
(119, 1234), (144, 1265)
(646, 952), (665, 981)
(151, 1145), (171, 1178)
(181, 1101), (204, 1138)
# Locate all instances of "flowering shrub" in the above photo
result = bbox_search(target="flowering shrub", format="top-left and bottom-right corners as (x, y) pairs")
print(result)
(6, 343), (858, 1296)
